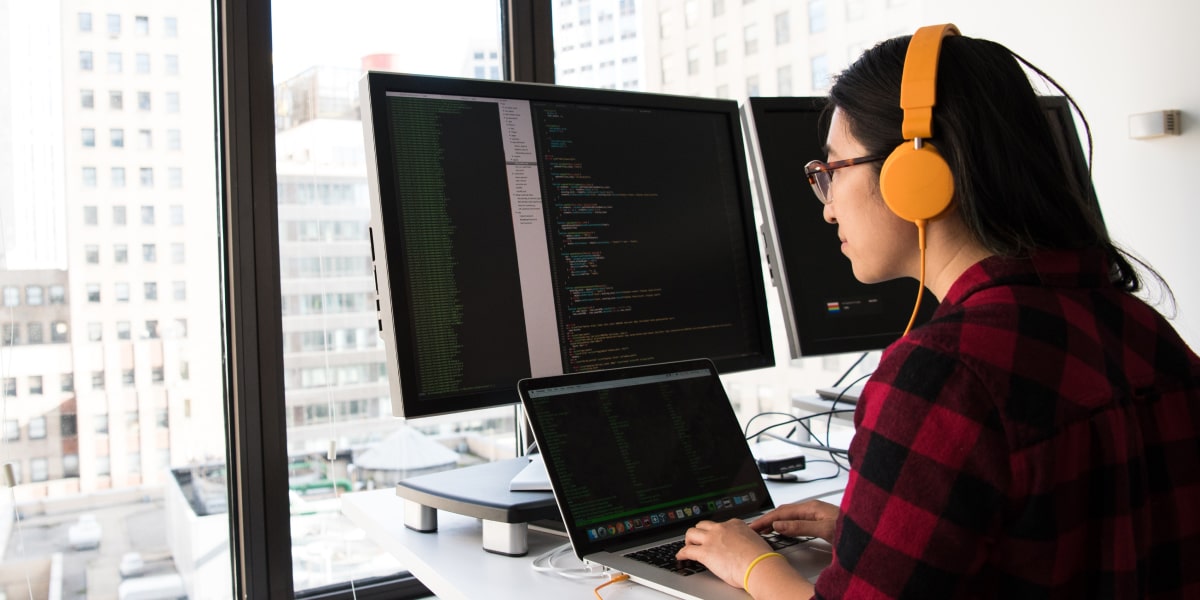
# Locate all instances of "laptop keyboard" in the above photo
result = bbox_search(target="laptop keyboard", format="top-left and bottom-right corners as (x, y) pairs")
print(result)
(624, 533), (810, 576)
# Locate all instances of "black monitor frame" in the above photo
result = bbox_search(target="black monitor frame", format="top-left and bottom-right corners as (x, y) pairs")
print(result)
(361, 72), (775, 419)
(743, 95), (1093, 360)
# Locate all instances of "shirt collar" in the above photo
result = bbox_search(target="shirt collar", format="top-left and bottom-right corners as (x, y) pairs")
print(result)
(940, 248), (1114, 307)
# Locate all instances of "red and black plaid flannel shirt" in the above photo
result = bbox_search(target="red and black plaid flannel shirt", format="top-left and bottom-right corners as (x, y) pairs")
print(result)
(814, 249), (1200, 599)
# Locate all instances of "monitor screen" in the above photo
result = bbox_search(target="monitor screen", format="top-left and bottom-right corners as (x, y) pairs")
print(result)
(361, 73), (775, 419)
(743, 95), (1093, 359)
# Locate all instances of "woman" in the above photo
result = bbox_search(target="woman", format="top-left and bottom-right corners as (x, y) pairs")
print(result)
(675, 26), (1200, 599)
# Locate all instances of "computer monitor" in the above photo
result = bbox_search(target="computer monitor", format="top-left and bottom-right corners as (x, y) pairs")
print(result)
(361, 72), (775, 419)
(742, 95), (1094, 359)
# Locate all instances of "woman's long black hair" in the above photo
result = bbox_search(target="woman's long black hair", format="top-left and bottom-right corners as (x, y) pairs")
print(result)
(827, 33), (1167, 298)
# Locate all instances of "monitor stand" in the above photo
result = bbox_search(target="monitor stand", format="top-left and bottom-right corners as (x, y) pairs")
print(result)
(395, 456), (560, 556)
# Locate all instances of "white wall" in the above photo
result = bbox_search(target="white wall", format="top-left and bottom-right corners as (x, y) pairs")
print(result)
(920, 0), (1200, 350)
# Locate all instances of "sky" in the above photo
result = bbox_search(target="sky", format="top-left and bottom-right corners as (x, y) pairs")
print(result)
(270, 0), (503, 83)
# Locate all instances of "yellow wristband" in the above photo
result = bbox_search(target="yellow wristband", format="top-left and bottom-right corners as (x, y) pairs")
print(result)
(742, 551), (784, 591)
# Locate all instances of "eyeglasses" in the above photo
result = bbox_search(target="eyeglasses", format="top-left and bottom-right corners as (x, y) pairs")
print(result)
(803, 154), (888, 204)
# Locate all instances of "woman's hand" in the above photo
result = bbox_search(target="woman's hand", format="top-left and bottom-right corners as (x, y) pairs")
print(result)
(675, 519), (772, 589)
(749, 499), (840, 544)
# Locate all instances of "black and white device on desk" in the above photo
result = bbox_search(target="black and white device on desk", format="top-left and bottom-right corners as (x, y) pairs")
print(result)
(359, 71), (777, 555)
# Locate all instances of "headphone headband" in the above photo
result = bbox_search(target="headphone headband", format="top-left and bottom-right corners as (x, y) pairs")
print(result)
(900, 24), (960, 140)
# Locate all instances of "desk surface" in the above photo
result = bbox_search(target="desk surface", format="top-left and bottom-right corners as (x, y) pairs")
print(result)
(342, 460), (847, 600)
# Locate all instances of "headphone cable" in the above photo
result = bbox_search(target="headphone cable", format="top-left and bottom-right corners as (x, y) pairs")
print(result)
(903, 219), (928, 336)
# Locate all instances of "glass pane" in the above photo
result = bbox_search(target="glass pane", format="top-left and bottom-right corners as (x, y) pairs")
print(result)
(270, 0), (504, 593)
(0, 2), (232, 599)
(549, 0), (931, 420)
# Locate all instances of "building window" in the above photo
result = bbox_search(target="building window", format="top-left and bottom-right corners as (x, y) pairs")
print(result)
(687, 46), (700, 76)
(96, 456), (111, 477)
(115, 282), (130, 303)
(29, 417), (47, 440)
(141, 205), (155, 225)
(111, 128), (125, 148)
(28, 376), (43, 395)
(117, 321), (132, 340)
(170, 205), (184, 225)
(143, 244), (157, 263)
(744, 23), (759, 55)
(164, 16), (178, 37)
(86, 244), (100, 264)
(82, 128), (96, 147)
(145, 282), (158, 301)
(145, 320), (160, 339)
(113, 205), (127, 226)
(87, 322), (103, 342)
(61, 374), (74, 392)
(81, 89), (94, 109)
(64, 454), (80, 478)
(173, 281), (187, 301)
(139, 129), (152, 149)
(51, 321), (69, 343)
(174, 319), (188, 339)
(714, 34), (727, 66)
(140, 167), (154, 188)
(123, 369), (136, 387)
(2, 379), (15, 397)
(79, 12), (93, 32)
(107, 13), (121, 36)
(80, 51), (93, 71)
(86, 284), (101, 303)
(83, 167), (97, 187)
(128, 453), (142, 475)
(28, 323), (44, 345)
(136, 53), (151, 74)
(26, 286), (43, 305)
(156, 407), (169, 427)
(811, 54), (830, 90)
(138, 91), (151, 111)
(167, 129), (182, 150)
(171, 243), (185, 264)
(713, 0), (725, 17)
(114, 244), (129, 263)
(808, 0), (826, 34)
(95, 414), (109, 434)
(2, 286), (18, 307)
(30, 458), (48, 483)
(135, 15), (149, 35)
(169, 167), (183, 188)
(715, 84), (729, 98)
(775, 12), (791, 45)
(112, 166), (126, 187)
(846, 0), (866, 20)
(110, 90), (123, 110)
(166, 92), (180, 113)
(3, 420), (18, 441)
(91, 371), (105, 390)
(61, 414), (77, 438)
(49, 285), (66, 304)
(165, 54), (179, 75)
(746, 74), (761, 97)
(107, 52), (123, 73)
(1, 324), (16, 346)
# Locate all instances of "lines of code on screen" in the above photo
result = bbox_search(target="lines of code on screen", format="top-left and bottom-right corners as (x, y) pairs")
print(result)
(385, 96), (531, 399)
(532, 103), (763, 373)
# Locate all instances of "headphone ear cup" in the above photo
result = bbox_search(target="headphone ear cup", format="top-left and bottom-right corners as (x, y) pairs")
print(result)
(879, 142), (955, 222)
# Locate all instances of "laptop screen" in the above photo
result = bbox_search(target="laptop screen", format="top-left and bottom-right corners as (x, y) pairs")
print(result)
(519, 359), (773, 558)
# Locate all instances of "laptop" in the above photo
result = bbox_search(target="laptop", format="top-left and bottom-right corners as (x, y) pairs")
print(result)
(517, 358), (832, 600)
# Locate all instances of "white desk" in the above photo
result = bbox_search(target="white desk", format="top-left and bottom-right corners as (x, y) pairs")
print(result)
(341, 460), (847, 600)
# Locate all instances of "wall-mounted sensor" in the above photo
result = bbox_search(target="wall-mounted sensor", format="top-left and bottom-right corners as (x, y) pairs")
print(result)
(1128, 109), (1182, 139)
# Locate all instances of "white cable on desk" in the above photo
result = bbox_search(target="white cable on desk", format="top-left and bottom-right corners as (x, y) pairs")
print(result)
(531, 542), (612, 579)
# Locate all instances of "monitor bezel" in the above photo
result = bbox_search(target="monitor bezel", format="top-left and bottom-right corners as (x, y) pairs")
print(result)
(361, 72), (776, 419)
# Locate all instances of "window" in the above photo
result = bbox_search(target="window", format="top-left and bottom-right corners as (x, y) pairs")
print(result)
(61, 374), (74, 392)
(111, 128), (125, 148)
(713, 0), (726, 17)
(82, 128), (96, 147)
(167, 129), (182, 150)
(714, 34), (728, 66)
(744, 23), (759, 55)
(110, 90), (123, 110)
(79, 12), (93, 32)
(170, 205), (184, 225)
(81, 89), (94, 108)
(96, 456), (110, 477)
(137, 53), (151, 74)
(26, 286), (43, 305)
(141, 205), (155, 225)
(49, 285), (66, 304)
(80, 51), (93, 71)
(165, 54), (180, 75)
(87, 322), (103, 342)
(123, 369), (136, 387)
(83, 167), (98, 188)
(143, 244), (157, 263)
(29, 417), (47, 440)
(746, 74), (760, 97)
(846, 0), (866, 20)
(128, 452), (142, 475)
(175, 318), (188, 338)
(140, 167), (154, 188)
(169, 167), (183, 188)
(811, 53), (830, 90)
(30, 458), (48, 483)
(51, 321), (69, 343)
(107, 51), (123, 73)
(166, 92), (180, 113)
(117, 321), (132, 340)
(775, 12), (791, 45)
(2, 286), (18, 307)
(139, 129), (152, 149)
(114, 244), (129, 263)
(112, 167), (126, 187)
(107, 13), (121, 36)
(91, 371), (105, 391)
(808, 0), (827, 34)
(28, 323), (44, 345)
(2, 379), (15, 397)
(28, 376), (43, 395)
(63, 454), (80, 478)
(94, 414), (109, 434)
(86, 284), (101, 303)
(173, 281), (187, 301)
(145, 320), (160, 339)
(3, 420), (18, 441)
(153, 368), (165, 385)
(115, 282), (130, 302)
(135, 15), (149, 35)
(171, 243), (185, 264)
(156, 407), (169, 427)
(113, 205), (127, 225)
(1, 324), (16, 346)
(163, 16), (178, 37)
(61, 414), (77, 437)
(138, 91), (151, 111)
(687, 46), (700, 75)
(145, 282), (158, 301)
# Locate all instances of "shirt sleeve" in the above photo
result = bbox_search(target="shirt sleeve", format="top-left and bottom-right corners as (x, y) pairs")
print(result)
(814, 340), (1011, 599)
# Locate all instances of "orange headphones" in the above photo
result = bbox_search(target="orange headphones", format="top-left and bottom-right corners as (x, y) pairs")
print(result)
(879, 23), (959, 335)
